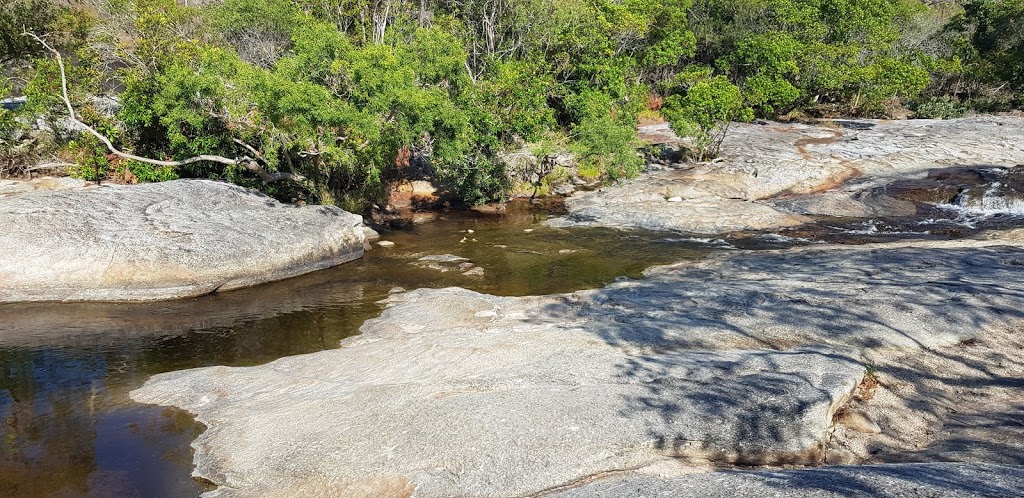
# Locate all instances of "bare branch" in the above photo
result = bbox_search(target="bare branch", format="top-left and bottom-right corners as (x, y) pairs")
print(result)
(25, 161), (76, 172)
(22, 32), (304, 184)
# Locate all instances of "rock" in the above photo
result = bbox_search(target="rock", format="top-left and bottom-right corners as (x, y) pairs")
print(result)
(551, 463), (1024, 497)
(130, 234), (1024, 496)
(553, 183), (576, 196)
(401, 180), (438, 197)
(413, 254), (474, 273)
(553, 187), (811, 234)
(825, 449), (860, 465)
(885, 179), (962, 204)
(0, 176), (87, 195)
(361, 226), (380, 242)
(0, 179), (368, 302)
(769, 191), (917, 218)
(461, 266), (485, 277)
(377, 240), (395, 248)
(551, 117), (1024, 235)
(666, 196), (683, 202)
(360, 227), (380, 250)
(470, 203), (506, 215)
(417, 254), (469, 263)
(836, 410), (882, 434)
(388, 180), (442, 210)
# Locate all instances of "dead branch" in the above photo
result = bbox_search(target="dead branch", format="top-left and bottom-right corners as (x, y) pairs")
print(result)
(25, 161), (76, 172)
(23, 32), (305, 184)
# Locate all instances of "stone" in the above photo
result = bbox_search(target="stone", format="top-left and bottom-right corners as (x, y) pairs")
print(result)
(551, 463), (1024, 497)
(361, 226), (381, 242)
(0, 179), (368, 302)
(825, 449), (860, 465)
(461, 266), (485, 276)
(553, 183), (576, 196)
(836, 410), (882, 434)
(417, 254), (469, 263)
(0, 176), (87, 195)
(666, 196), (683, 202)
(769, 191), (918, 219)
(130, 232), (1024, 497)
(548, 189), (811, 234)
(377, 240), (395, 248)
(551, 117), (1024, 234)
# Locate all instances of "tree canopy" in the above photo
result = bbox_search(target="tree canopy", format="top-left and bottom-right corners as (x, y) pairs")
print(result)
(2, 0), (1020, 207)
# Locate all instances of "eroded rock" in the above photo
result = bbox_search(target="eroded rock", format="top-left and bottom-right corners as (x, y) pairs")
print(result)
(0, 179), (368, 302)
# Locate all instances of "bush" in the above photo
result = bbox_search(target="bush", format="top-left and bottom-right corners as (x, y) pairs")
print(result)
(662, 75), (753, 160)
(914, 96), (966, 119)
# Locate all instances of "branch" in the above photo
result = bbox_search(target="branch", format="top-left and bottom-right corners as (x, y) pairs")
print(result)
(23, 32), (304, 184)
(25, 161), (76, 172)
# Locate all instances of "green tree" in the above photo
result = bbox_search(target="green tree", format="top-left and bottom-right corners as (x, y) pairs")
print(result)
(662, 74), (753, 160)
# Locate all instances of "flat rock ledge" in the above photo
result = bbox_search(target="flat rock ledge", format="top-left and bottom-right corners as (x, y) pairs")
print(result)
(131, 231), (1024, 497)
(0, 179), (369, 302)
(553, 462), (1024, 497)
(551, 117), (1024, 234)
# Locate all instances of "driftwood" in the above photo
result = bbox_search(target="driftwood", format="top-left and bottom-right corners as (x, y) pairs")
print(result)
(23, 32), (304, 184)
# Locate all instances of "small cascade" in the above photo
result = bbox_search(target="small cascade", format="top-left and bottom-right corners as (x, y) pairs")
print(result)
(948, 182), (1024, 215)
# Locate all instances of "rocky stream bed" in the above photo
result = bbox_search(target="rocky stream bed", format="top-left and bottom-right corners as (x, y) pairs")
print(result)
(3, 116), (1024, 496)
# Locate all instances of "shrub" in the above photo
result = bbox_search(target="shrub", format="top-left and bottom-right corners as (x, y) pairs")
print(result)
(662, 75), (753, 160)
(914, 96), (966, 119)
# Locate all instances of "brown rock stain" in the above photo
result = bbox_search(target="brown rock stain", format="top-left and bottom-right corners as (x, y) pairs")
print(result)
(794, 129), (844, 160)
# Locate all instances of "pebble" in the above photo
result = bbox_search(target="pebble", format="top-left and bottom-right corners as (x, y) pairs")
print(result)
(377, 240), (395, 247)
(666, 196), (683, 203)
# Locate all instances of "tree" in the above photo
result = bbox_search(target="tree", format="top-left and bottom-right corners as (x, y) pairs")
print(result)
(662, 73), (753, 160)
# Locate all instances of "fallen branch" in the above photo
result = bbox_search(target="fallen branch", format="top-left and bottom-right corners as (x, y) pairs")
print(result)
(23, 32), (305, 184)
(24, 161), (76, 172)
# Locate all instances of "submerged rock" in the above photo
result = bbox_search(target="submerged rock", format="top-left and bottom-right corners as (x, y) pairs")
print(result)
(131, 232), (1024, 497)
(0, 179), (368, 302)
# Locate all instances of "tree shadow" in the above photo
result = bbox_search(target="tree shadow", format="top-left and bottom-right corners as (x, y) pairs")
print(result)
(534, 242), (1024, 470)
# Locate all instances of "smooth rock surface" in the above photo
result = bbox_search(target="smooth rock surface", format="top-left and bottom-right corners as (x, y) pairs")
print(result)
(0, 176), (87, 194)
(552, 463), (1024, 497)
(0, 179), (368, 302)
(552, 117), (1024, 234)
(131, 231), (1024, 497)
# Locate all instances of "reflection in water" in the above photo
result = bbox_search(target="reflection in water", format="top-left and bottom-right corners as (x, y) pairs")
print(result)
(0, 205), (716, 496)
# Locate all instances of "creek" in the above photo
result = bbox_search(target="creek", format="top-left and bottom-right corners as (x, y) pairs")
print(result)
(2, 165), (1024, 496)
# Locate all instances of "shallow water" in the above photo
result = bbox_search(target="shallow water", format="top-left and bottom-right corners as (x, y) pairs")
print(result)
(0, 204), (722, 497)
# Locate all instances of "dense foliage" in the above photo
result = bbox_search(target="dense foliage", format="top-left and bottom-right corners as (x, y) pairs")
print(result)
(2, 0), (1021, 207)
